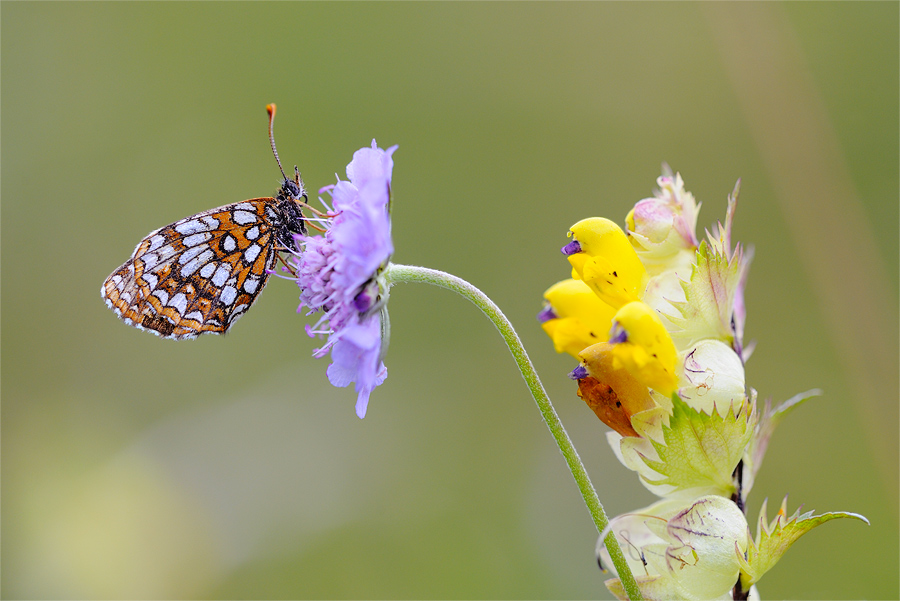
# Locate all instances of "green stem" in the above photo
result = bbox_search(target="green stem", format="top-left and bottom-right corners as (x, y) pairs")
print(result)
(385, 263), (643, 601)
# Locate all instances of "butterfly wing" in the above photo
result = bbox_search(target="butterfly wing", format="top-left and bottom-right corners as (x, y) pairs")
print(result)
(101, 198), (281, 339)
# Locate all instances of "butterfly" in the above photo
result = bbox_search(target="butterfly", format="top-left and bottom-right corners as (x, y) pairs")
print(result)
(101, 104), (308, 340)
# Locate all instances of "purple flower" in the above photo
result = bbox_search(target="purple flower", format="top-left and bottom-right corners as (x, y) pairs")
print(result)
(290, 141), (397, 418)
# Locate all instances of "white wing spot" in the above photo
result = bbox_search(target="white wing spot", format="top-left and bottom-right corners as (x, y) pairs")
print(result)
(155, 244), (177, 262)
(184, 311), (204, 322)
(212, 264), (231, 287)
(179, 245), (206, 265)
(245, 226), (260, 240)
(201, 216), (220, 229)
(235, 202), (255, 211)
(180, 249), (215, 277)
(243, 277), (259, 294)
(183, 232), (212, 247)
(148, 235), (166, 251)
(233, 210), (257, 225)
(141, 253), (159, 270)
(221, 285), (238, 306)
(142, 273), (158, 288)
(168, 293), (188, 314)
(244, 244), (261, 263)
(200, 263), (216, 278)
(152, 289), (169, 305)
(175, 219), (208, 235)
(223, 235), (237, 253)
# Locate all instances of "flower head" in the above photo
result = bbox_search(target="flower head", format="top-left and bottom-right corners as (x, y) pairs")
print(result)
(541, 168), (761, 499)
(291, 141), (397, 418)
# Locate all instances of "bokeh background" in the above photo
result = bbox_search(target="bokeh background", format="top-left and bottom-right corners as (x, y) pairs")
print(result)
(3, 3), (897, 599)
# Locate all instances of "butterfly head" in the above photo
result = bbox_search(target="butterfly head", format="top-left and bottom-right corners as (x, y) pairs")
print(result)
(278, 167), (307, 202)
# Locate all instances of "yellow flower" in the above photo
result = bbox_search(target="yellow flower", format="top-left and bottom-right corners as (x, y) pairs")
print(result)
(606, 301), (679, 397)
(549, 218), (679, 396)
(545, 171), (749, 413)
(538, 279), (617, 358)
(564, 218), (647, 309)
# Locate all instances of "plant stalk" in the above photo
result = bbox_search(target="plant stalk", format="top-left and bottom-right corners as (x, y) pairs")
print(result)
(386, 263), (643, 601)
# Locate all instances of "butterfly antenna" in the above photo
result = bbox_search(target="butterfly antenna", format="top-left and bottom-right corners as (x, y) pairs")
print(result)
(266, 103), (288, 181)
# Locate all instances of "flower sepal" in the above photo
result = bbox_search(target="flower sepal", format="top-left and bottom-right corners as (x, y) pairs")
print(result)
(679, 339), (746, 417)
(666, 240), (747, 350)
(665, 182), (752, 356)
(736, 497), (869, 590)
(611, 392), (757, 499)
(599, 496), (750, 600)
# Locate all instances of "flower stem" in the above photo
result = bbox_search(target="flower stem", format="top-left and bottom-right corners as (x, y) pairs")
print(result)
(385, 263), (643, 601)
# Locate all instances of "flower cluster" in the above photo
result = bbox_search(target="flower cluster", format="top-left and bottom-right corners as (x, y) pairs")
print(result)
(539, 166), (864, 599)
(290, 141), (397, 419)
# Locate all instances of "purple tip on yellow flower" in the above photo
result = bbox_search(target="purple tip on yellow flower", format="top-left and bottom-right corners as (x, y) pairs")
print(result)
(537, 305), (558, 324)
(609, 325), (628, 344)
(569, 365), (589, 380)
(561, 240), (582, 256)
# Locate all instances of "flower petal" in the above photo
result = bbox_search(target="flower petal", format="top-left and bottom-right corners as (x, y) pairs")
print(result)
(326, 317), (388, 418)
(566, 217), (648, 309)
(539, 278), (618, 357)
(608, 301), (679, 396)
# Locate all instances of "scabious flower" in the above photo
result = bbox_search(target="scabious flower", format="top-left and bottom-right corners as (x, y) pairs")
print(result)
(290, 141), (397, 418)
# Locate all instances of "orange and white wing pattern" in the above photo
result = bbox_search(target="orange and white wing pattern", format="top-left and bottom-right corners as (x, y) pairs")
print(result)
(102, 198), (290, 339)
(102, 104), (309, 339)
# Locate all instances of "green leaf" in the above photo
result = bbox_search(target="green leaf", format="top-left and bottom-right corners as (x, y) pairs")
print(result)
(738, 497), (869, 588)
(637, 394), (756, 498)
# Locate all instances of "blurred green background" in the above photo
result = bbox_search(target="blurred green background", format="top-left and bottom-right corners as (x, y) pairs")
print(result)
(3, 3), (897, 599)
